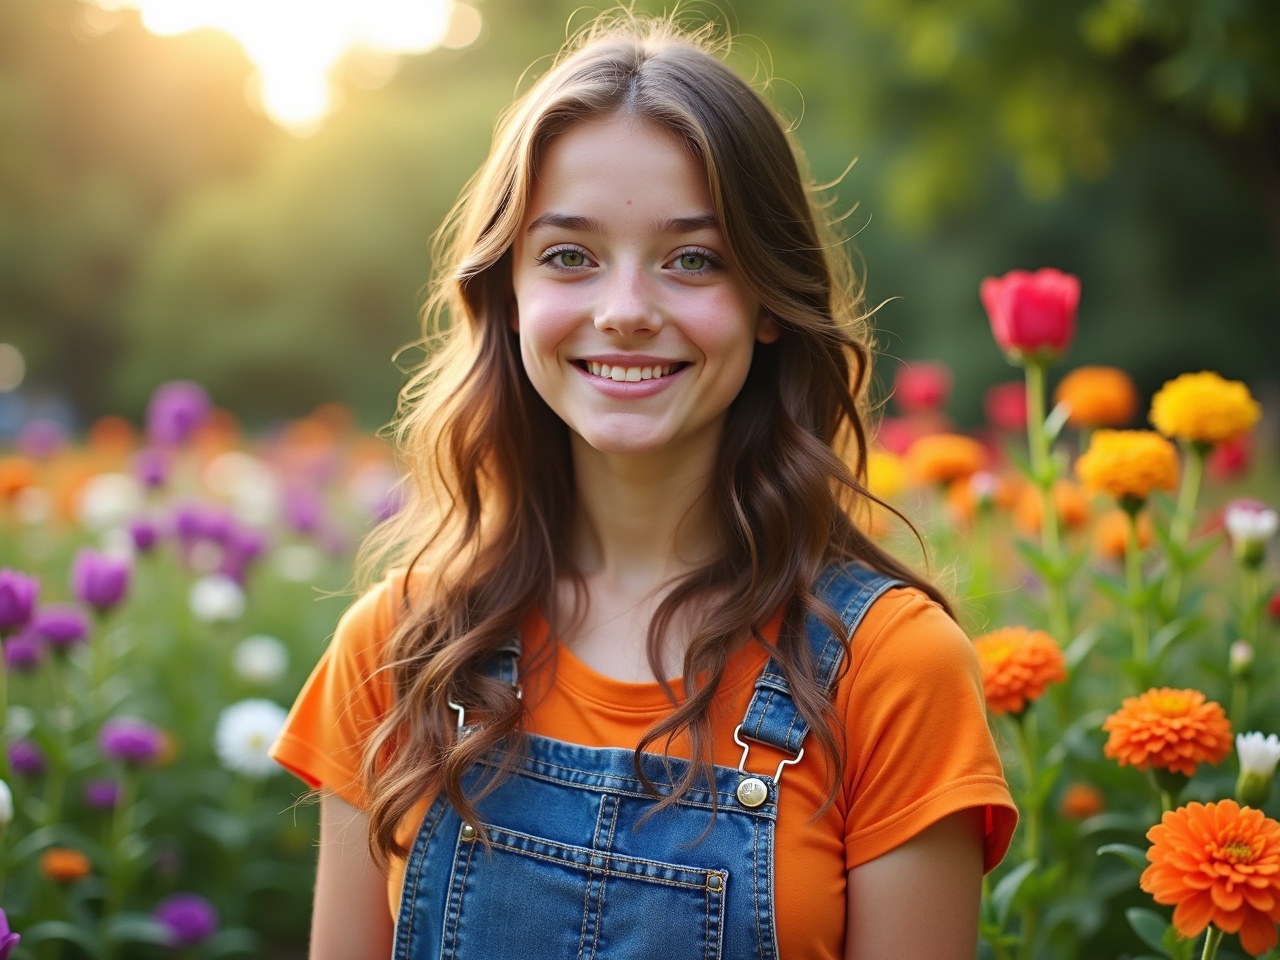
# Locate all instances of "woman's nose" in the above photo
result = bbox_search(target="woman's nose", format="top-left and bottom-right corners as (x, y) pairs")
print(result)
(594, 263), (662, 336)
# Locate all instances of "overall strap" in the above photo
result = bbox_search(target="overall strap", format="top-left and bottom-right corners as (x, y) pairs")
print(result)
(738, 563), (903, 757)
(452, 638), (522, 733)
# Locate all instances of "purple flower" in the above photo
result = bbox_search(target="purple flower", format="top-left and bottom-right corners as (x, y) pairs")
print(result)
(99, 717), (164, 767)
(17, 418), (67, 460)
(9, 738), (46, 776)
(131, 447), (170, 490)
(32, 605), (89, 650)
(4, 629), (45, 673)
(146, 381), (211, 448)
(218, 525), (267, 583)
(0, 568), (39, 634)
(83, 777), (120, 810)
(283, 486), (324, 536)
(153, 893), (218, 947)
(129, 516), (162, 554)
(70, 549), (131, 614)
(0, 907), (21, 958)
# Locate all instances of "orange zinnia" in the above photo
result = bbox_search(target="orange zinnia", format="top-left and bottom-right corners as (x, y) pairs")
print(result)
(1141, 800), (1280, 956)
(905, 434), (986, 486)
(1054, 366), (1138, 428)
(40, 847), (92, 883)
(1059, 783), (1105, 820)
(1013, 480), (1091, 536)
(1102, 688), (1232, 777)
(972, 627), (1066, 715)
(1094, 509), (1153, 561)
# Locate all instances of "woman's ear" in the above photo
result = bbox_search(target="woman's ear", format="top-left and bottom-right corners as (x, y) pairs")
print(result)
(755, 309), (780, 345)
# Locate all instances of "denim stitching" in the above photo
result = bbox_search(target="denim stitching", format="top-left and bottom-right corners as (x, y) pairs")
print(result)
(395, 797), (445, 957)
(443, 829), (476, 960)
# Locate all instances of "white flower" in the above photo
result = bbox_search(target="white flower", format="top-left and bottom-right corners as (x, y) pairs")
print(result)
(214, 699), (288, 778)
(1237, 732), (1280, 779)
(1224, 500), (1278, 567)
(1236, 731), (1280, 808)
(189, 574), (246, 623)
(274, 543), (321, 583)
(233, 635), (289, 686)
(75, 473), (144, 532)
(205, 452), (281, 527)
(0, 779), (12, 827)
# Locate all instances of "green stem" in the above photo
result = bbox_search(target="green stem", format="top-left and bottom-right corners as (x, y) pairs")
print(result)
(104, 769), (137, 919)
(1010, 713), (1042, 960)
(1125, 509), (1150, 665)
(1160, 790), (1175, 816)
(1200, 925), (1223, 960)
(1242, 566), (1261, 648)
(1024, 361), (1072, 644)
(1162, 441), (1205, 615)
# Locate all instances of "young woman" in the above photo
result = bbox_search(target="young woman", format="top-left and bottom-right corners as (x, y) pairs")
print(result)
(272, 15), (1017, 959)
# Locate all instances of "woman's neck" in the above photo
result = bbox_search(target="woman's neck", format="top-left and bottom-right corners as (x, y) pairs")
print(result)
(567, 431), (721, 590)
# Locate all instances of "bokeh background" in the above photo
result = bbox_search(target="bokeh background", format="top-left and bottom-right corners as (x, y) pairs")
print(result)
(2, 0), (1277, 435)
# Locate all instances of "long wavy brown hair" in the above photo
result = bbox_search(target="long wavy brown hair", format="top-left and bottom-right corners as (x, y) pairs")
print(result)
(357, 12), (950, 866)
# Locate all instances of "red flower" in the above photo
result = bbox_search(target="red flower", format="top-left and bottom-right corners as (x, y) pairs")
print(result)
(984, 382), (1029, 432)
(893, 362), (952, 415)
(980, 268), (1080, 363)
(1268, 588), (1280, 621)
(1208, 434), (1253, 482)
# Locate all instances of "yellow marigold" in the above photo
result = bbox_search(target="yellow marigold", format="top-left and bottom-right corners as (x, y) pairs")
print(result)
(1075, 430), (1178, 503)
(1141, 800), (1280, 956)
(1093, 509), (1153, 561)
(865, 448), (908, 501)
(1013, 480), (1092, 536)
(1059, 783), (1105, 820)
(905, 434), (986, 486)
(1150, 371), (1261, 445)
(40, 847), (92, 883)
(1055, 366), (1139, 428)
(972, 626), (1066, 715)
(1102, 688), (1232, 777)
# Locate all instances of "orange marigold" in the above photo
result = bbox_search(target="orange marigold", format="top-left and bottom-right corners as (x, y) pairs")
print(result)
(1150, 372), (1261, 445)
(1075, 430), (1179, 504)
(1059, 783), (1105, 820)
(1055, 366), (1139, 428)
(1093, 509), (1153, 561)
(0, 457), (39, 500)
(973, 627), (1067, 715)
(905, 434), (986, 486)
(1102, 688), (1232, 777)
(1013, 480), (1092, 536)
(1141, 800), (1280, 956)
(40, 847), (92, 883)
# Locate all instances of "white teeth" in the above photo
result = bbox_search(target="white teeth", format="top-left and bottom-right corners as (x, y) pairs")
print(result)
(585, 363), (676, 380)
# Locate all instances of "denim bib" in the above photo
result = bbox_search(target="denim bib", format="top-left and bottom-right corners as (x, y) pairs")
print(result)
(392, 563), (901, 959)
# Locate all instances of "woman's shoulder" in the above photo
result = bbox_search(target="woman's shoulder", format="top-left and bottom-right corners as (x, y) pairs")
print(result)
(843, 583), (979, 688)
(329, 567), (421, 656)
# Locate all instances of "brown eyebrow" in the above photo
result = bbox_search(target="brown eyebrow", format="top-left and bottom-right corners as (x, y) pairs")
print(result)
(524, 213), (721, 235)
(525, 213), (606, 234)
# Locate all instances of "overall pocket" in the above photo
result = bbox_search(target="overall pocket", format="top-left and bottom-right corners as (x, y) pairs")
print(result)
(441, 821), (727, 960)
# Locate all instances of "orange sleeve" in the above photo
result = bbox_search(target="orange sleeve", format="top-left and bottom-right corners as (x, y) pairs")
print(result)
(841, 588), (1018, 875)
(269, 575), (402, 809)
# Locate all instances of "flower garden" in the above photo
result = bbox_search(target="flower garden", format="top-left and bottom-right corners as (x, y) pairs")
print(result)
(1, 268), (1278, 958)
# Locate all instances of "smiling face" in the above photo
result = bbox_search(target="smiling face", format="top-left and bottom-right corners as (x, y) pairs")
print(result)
(510, 114), (776, 466)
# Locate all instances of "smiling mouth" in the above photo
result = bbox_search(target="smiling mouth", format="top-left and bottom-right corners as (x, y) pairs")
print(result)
(574, 361), (690, 382)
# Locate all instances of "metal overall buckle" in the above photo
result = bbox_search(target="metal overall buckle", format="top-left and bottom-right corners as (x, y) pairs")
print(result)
(449, 642), (523, 741)
(732, 724), (804, 808)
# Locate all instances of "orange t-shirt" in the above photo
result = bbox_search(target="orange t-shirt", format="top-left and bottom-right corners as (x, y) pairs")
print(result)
(271, 573), (1017, 957)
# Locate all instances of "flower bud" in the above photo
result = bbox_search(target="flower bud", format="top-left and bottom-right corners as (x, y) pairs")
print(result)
(1223, 499), (1278, 569)
(0, 779), (12, 828)
(1229, 641), (1254, 680)
(1235, 732), (1280, 808)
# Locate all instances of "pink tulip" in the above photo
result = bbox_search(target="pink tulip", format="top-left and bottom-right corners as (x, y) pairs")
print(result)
(980, 268), (1080, 363)
(893, 362), (952, 415)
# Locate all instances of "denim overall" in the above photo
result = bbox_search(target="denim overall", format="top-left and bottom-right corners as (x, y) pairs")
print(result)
(392, 563), (901, 959)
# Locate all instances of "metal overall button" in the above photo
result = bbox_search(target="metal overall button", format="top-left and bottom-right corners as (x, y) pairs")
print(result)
(460, 823), (477, 840)
(732, 724), (803, 809)
(707, 874), (723, 891)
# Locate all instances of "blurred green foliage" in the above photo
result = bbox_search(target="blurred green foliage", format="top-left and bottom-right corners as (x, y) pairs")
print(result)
(1, 0), (1277, 429)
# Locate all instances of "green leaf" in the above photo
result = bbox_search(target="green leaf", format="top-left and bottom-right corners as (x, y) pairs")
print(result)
(1043, 401), (1071, 443)
(1078, 811), (1154, 837)
(103, 913), (171, 946)
(990, 859), (1038, 928)
(1126, 907), (1173, 957)
(1150, 616), (1206, 660)
(1014, 539), (1056, 581)
(1064, 625), (1102, 670)
(1098, 842), (1149, 871)
(1088, 571), (1129, 605)
(201, 928), (264, 958)
(1161, 923), (1197, 960)
(19, 920), (106, 958)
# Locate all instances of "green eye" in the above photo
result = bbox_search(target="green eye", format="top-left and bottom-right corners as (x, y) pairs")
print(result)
(557, 250), (586, 267)
(677, 253), (706, 271)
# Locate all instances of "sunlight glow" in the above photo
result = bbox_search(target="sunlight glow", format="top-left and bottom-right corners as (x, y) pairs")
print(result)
(92, 0), (479, 134)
